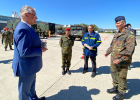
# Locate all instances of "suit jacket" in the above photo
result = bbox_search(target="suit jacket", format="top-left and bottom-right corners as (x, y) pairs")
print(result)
(12, 21), (42, 77)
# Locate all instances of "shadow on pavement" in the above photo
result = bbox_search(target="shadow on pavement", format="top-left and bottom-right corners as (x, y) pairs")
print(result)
(71, 66), (110, 75)
(125, 79), (140, 99)
(97, 66), (110, 75)
(0, 59), (13, 64)
(130, 61), (140, 68)
(46, 86), (100, 100)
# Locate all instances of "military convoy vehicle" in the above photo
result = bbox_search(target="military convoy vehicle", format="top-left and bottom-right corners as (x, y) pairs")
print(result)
(56, 26), (68, 35)
(56, 25), (88, 39)
(35, 22), (55, 37)
(70, 25), (88, 39)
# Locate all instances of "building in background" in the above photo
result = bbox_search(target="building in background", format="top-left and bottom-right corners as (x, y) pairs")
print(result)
(133, 28), (140, 35)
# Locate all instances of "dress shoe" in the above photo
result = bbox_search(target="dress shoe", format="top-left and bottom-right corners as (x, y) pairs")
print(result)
(66, 68), (71, 75)
(107, 86), (118, 93)
(113, 92), (124, 100)
(82, 70), (88, 74)
(39, 96), (46, 100)
(91, 72), (96, 78)
(62, 68), (65, 75)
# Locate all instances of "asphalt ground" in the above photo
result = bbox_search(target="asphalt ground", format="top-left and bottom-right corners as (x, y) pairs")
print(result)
(0, 33), (140, 100)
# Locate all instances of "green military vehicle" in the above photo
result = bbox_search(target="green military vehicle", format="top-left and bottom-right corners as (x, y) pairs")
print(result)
(56, 25), (87, 39)
(70, 25), (88, 39)
(56, 27), (63, 35)
(36, 22), (55, 38)
(56, 26), (69, 35)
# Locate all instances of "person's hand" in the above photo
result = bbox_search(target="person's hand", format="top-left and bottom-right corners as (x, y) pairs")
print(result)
(89, 46), (93, 50)
(84, 44), (86, 47)
(42, 46), (48, 52)
(41, 39), (47, 52)
(113, 59), (120, 65)
(104, 53), (109, 57)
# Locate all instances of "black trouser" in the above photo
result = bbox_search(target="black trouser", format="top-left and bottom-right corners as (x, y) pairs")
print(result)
(84, 55), (96, 73)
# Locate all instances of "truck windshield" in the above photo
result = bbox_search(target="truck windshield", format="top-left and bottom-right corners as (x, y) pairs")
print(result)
(76, 27), (82, 30)
(71, 27), (76, 31)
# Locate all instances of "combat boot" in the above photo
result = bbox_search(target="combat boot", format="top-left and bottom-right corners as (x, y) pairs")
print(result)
(107, 86), (118, 93)
(66, 68), (71, 75)
(62, 68), (65, 75)
(10, 46), (13, 50)
(128, 65), (131, 70)
(113, 92), (124, 100)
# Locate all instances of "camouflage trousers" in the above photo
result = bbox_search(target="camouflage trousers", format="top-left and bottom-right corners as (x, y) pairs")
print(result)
(62, 53), (72, 68)
(5, 41), (12, 49)
(110, 61), (130, 94)
(11, 39), (13, 44)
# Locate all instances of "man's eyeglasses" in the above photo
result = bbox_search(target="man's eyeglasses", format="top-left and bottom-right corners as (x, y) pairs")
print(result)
(28, 13), (37, 17)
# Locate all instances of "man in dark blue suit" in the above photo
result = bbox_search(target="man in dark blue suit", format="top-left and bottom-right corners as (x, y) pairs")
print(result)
(12, 5), (47, 100)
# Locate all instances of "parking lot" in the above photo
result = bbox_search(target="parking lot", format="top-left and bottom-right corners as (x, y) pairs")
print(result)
(0, 33), (140, 100)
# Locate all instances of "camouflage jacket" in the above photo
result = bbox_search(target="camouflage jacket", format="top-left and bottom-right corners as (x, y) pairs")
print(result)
(2, 31), (13, 42)
(59, 35), (75, 54)
(106, 29), (135, 62)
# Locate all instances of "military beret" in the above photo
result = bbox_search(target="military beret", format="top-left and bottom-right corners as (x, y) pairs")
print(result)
(5, 28), (9, 30)
(115, 16), (125, 22)
(65, 28), (70, 31)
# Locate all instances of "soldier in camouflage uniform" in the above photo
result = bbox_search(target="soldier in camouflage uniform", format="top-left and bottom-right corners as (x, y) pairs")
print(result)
(104, 16), (135, 100)
(125, 23), (136, 70)
(10, 28), (14, 45)
(2, 28), (13, 51)
(59, 28), (75, 75)
(1, 28), (5, 44)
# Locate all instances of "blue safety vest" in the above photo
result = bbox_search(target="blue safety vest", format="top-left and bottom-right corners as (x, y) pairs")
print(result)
(81, 31), (101, 56)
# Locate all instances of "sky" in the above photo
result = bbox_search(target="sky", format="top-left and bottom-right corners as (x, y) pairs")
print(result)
(0, 0), (140, 29)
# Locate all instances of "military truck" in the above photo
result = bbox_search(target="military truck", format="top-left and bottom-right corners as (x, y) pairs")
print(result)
(56, 26), (63, 35)
(36, 22), (55, 37)
(56, 26), (69, 35)
(70, 25), (88, 39)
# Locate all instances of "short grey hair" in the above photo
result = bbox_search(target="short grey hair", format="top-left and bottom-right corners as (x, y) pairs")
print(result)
(121, 20), (126, 24)
(20, 5), (35, 17)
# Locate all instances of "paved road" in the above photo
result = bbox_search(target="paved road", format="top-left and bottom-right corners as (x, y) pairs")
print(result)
(0, 33), (140, 100)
